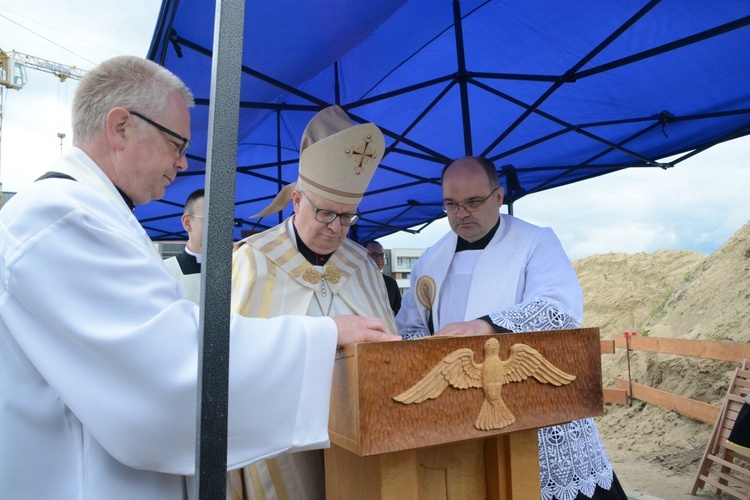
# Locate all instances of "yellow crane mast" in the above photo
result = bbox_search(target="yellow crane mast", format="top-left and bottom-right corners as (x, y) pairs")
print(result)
(0, 48), (85, 205)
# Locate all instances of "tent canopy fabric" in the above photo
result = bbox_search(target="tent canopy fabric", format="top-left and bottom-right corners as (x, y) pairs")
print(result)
(144, 0), (750, 243)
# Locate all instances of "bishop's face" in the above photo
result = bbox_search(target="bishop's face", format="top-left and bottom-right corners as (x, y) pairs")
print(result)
(292, 189), (358, 255)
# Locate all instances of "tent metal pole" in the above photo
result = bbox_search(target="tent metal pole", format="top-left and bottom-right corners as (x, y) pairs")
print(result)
(276, 109), (284, 225)
(195, 0), (245, 498)
(334, 61), (340, 105)
(452, 0), (472, 156)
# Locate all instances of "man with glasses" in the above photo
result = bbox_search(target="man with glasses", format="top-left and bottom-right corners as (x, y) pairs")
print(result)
(0, 57), (396, 500)
(230, 105), (398, 500)
(129, 110), (190, 157)
(396, 156), (627, 499)
(164, 188), (204, 304)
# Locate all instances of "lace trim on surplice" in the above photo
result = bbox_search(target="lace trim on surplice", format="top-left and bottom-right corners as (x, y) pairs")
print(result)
(487, 296), (580, 332)
(489, 297), (613, 500)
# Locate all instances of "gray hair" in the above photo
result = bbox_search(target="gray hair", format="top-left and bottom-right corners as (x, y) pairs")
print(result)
(72, 55), (194, 142)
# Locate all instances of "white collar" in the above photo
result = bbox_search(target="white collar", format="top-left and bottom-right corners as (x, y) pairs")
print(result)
(185, 245), (202, 264)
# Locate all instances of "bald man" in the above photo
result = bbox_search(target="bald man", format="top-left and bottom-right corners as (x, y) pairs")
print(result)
(396, 156), (627, 500)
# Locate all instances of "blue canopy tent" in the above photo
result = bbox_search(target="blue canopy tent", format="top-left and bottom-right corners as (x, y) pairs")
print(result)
(142, 2), (750, 496)
(144, 0), (750, 243)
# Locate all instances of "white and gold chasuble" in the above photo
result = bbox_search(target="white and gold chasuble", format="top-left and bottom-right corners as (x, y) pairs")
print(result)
(229, 217), (397, 500)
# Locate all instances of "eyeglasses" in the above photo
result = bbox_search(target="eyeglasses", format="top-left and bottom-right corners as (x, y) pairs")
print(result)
(368, 252), (386, 259)
(442, 187), (499, 214)
(300, 191), (360, 226)
(129, 110), (190, 157)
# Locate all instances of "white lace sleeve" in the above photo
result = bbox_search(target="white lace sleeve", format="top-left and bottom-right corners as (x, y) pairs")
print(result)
(400, 327), (431, 340)
(487, 296), (581, 332)
(489, 297), (616, 500)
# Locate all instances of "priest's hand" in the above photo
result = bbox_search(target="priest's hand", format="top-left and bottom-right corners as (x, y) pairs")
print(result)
(435, 319), (494, 337)
(333, 315), (401, 347)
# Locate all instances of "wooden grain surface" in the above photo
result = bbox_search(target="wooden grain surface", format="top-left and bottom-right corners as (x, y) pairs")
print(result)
(611, 335), (750, 363)
(330, 328), (603, 456)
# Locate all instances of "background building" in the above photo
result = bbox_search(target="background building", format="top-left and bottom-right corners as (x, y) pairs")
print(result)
(383, 248), (424, 295)
(153, 241), (186, 259)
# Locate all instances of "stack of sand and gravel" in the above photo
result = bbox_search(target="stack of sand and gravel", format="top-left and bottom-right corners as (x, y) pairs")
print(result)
(572, 220), (750, 497)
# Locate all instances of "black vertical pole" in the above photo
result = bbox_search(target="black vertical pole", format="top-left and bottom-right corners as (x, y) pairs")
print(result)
(452, 0), (472, 156)
(276, 109), (284, 225)
(195, 0), (245, 498)
(334, 61), (340, 105)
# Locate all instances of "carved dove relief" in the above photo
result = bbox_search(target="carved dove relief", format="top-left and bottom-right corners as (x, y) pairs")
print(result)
(393, 338), (576, 430)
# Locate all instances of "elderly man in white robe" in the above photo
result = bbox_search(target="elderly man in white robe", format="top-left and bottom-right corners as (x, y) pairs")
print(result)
(229, 105), (398, 500)
(0, 56), (396, 500)
(396, 156), (628, 500)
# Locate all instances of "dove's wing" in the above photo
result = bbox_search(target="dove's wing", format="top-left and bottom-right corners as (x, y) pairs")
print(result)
(502, 343), (576, 386)
(393, 348), (482, 404)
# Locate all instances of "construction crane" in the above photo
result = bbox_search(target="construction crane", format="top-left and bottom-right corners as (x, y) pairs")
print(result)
(0, 48), (85, 206)
(1, 49), (86, 87)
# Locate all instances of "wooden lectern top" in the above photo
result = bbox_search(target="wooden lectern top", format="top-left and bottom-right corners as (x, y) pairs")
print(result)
(329, 328), (603, 456)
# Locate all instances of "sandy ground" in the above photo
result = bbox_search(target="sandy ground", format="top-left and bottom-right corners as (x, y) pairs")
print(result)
(571, 220), (750, 499)
(608, 449), (720, 499)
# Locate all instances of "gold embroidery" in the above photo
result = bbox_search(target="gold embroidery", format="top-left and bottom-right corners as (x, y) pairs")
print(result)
(302, 264), (341, 285)
(416, 275), (436, 311)
(298, 173), (364, 199)
(324, 264), (341, 284)
(258, 261), (276, 319)
(266, 457), (291, 500)
(345, 134), (379, 175)
(302, 267), (320, 284)
(246, 463), (264, 500)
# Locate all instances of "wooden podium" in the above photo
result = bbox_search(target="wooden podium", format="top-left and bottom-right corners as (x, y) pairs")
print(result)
(325, 328), (603, 499)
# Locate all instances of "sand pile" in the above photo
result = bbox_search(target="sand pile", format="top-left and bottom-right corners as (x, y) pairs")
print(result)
(572, 220), (750, 497)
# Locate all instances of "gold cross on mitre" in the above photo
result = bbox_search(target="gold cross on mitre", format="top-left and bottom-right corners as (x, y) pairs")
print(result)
(346, 134), (379, 175)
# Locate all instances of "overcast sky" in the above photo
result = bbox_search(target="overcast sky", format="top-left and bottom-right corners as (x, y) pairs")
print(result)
(0, 0), (162, 184)
(2, 0), (748, 260)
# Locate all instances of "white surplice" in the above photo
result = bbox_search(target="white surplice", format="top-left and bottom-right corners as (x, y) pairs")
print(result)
(163, 248), (202, 305)
(0, 148), (340, 500)
(396, 214), (615, 500)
